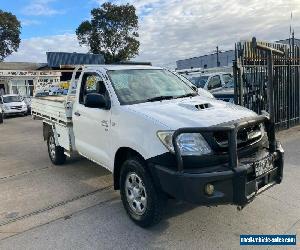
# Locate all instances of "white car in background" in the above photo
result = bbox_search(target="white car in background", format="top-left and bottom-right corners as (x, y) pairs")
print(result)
(0, 94), (28, 118)
(188, 73), (233, 93)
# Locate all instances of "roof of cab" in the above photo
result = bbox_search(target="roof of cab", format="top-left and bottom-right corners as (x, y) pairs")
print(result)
(84, 64), (162, 71)
(197, 72), (231, 77)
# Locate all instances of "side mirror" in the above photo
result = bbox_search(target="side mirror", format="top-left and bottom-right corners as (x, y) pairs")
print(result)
(84, 93), (110, 109)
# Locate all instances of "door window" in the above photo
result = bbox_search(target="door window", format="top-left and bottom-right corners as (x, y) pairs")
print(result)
(79, 73), (109, 105)
(207, 76), (222, 90)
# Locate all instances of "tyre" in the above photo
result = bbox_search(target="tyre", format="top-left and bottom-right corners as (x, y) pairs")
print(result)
(0, 113), (3, 124)
(47, 132), (66, 165)
(120, 156), (164, 227)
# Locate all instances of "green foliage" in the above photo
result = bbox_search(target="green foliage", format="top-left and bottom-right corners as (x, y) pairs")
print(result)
(0, 10), (21, 61)
(76, 3), (140, 64)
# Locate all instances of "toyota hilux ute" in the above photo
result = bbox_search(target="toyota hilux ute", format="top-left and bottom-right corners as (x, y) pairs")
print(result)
(31, 65), (284, 227)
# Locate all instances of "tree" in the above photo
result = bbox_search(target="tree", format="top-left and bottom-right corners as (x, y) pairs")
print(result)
(76, 3), (140, 63)
(0, 10), (21, 61)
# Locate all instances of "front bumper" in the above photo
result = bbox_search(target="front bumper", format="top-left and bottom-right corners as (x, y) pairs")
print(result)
(149, 115), (284, 207)
(4, 108), (27, 115)
(150, 145), (283, 206)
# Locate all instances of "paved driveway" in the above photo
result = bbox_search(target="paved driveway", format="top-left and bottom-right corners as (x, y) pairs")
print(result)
(0, 117), (299, 249)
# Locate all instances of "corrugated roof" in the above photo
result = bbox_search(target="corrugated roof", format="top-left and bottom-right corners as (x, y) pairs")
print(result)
(47, 52), (105, 68)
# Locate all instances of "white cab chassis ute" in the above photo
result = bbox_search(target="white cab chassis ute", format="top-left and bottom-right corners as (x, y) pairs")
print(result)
(32, 65), (284, 227)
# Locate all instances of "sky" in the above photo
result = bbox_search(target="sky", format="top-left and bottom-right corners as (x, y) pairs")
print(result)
(1, 0), (300, 68)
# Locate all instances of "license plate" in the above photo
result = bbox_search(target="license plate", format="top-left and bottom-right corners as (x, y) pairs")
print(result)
(254, 155), (275, 177)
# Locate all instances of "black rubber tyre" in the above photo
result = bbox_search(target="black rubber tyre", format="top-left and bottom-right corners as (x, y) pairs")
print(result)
(120, 156), (164, 227)
(0, 113), (3, 124)
(47, 132), (66, 165)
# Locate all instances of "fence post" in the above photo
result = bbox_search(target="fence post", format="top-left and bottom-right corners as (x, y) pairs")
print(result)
(233, 60), (238, 104)
(267, 51), (276, 152)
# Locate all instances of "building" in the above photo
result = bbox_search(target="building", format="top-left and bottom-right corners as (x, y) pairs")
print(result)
(176, 38), (300, 70)
(0, 52), (105, 96)
(0, 62), (60, 96)
(176, 50), (234, 70)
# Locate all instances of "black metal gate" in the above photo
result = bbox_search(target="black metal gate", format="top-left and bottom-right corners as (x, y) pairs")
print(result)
(234, 39), (300, 130)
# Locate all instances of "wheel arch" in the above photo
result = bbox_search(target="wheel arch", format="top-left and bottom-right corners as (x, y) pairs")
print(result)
(113, 147), (145, 190)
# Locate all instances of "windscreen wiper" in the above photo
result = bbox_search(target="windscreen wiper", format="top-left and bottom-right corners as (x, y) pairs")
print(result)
(145, 95), (175, 102)
(174, 93), (197, 99)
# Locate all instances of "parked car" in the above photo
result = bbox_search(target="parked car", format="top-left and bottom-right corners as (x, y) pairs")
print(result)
(32, 65), (284, 227)
(188, 72), (233, 93)
(175, 72), (215, 99)
(212, 80), (235, 103)
(0, 94), (28, 118)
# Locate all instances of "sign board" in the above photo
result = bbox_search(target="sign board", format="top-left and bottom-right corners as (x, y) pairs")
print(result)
(0, 70), (61, 77)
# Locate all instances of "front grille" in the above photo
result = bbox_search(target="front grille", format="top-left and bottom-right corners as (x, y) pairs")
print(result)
(213, 123), (263, 150)
(11, 106), (22, 110)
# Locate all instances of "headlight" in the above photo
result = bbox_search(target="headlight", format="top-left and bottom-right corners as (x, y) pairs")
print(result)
(22, 105), (27, 109)
(3, 105), (9, 110)
(157, 131), (212, 156)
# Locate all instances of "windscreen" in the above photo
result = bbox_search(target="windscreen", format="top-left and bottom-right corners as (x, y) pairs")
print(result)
(3, 96), (21, 103)
(223, 74), (233, 84)
(107, 69), (196, 105)
(190, 76), (209, 88)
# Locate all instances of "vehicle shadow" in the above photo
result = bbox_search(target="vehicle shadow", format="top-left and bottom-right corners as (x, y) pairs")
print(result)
(3, 114), (28, 120)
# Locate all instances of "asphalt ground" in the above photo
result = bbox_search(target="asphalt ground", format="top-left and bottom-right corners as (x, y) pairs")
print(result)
(0, 116), (299, 250)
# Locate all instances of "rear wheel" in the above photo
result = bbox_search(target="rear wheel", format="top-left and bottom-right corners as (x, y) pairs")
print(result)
(120, 157), (164, 227)
(47, 132), (66, 165)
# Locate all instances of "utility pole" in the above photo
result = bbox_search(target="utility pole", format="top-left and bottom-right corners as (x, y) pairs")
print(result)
(216, 46), (220, 67)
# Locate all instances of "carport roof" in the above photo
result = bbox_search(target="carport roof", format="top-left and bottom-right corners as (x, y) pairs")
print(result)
(0, 62), (47, 70)
(46, 52), (105, 68)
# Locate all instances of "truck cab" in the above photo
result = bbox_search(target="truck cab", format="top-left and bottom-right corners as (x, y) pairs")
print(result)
(31, 65), (284, 227)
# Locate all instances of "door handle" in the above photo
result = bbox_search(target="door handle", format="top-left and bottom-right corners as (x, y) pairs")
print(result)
(74, 111), (81, 116)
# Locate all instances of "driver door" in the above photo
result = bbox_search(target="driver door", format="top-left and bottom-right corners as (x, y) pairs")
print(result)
(73, 72), (112, 168)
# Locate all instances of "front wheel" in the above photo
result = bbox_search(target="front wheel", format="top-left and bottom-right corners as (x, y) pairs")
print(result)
(120, 157), (164, 227)
(47, 132), (66, 165)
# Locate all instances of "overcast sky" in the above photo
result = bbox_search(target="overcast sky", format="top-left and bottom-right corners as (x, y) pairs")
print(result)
(3, 0), (300, 68)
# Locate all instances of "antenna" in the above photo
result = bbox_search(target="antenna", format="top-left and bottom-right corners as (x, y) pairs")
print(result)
(289, 12), (293, 46)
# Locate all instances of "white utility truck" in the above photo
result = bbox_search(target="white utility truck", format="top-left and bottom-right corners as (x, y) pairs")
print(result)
(32, 65), (284, 227)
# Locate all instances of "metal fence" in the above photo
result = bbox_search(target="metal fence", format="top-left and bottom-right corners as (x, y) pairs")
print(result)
(234, 39), (300, 130)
